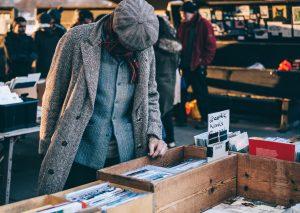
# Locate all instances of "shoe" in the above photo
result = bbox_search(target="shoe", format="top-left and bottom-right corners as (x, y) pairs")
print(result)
(168, 142), (176, 148)
(195, 121), (207, 130)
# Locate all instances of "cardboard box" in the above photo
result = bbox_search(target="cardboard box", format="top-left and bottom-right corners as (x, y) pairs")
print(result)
(98, 146), (237, 212)
(0, 195), (67, 213)
(54, 180), (153, 213)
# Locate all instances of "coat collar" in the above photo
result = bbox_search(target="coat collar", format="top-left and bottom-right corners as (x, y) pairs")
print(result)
(81, 15), (149, 110)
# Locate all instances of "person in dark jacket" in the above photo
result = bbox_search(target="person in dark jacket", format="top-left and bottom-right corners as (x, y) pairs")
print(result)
(154, 16), (181, 148)
(4, 16), (37, 80)
(47, 8), (67, 35)
(177, 1), (216, 129)
(34, 12), (64, 78)
(72, 9), (94, 28)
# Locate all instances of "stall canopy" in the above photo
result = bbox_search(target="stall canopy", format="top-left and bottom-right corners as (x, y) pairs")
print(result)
(36, 0), (116, 9)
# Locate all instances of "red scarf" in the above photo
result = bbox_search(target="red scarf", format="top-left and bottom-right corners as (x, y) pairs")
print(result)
(100, 15), (139, 84)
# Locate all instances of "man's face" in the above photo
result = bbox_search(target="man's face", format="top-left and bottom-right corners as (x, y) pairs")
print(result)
(50, 19), (56, 28)
(14, 22), (26, 34)
(84, 18), (93, 24)
(180, 11), (195, 22)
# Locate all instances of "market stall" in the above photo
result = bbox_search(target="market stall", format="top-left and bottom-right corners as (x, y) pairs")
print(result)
(35, 0), (117, 29)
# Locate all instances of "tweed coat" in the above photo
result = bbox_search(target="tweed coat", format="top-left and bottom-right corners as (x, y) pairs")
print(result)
(37, 17), (162, 195)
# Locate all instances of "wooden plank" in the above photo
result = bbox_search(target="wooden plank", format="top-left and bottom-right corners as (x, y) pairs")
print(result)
(153, 155), (237, 210)
(158, 178), (237, 213)
(0, 195), (66, 213)
(237, 154), (300, 206)
(183, 145), (207, 159)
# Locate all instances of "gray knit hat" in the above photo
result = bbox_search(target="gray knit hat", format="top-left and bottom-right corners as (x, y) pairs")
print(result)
(113, 0), (159, 51)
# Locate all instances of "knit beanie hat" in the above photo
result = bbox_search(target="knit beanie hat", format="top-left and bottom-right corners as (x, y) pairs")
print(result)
(112, 0), (159, 51)
(38, 12), (51, 24)
(181, 1), (198, 13)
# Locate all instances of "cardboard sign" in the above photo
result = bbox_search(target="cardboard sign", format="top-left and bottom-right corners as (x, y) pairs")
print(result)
(208, 110), (230, 136)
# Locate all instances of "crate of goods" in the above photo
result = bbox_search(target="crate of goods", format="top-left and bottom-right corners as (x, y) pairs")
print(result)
(0, 98), (38, 133)
(98, 146), (300, 213)
(54, 180), (153, 213)
(98, 145), (237, 212)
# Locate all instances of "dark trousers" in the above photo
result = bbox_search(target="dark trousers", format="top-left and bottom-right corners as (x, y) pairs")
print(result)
(179, 67), (210, 122)
(64, 157), (120, 190)
(162, 110), (175, 143)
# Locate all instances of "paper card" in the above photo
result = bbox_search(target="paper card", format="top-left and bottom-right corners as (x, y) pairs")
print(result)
(294, 25), (300, 37)
(272, 5), (287, 22)
(208, 110), (230, 135)
(236, 5), (250, 19)
(207, 142), (228, 162)
(281, 24), (292, 37)
(292, 6), (300, 24)
(268, 21), (283, 36)
(215, 10), (223, 21)
(260, 5), (269, 19)
(199, 8), (211, 20)
(229, 132), (249, 151)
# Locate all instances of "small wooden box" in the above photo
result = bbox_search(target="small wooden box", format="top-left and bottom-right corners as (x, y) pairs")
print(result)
(54, 180), (153, 213)
(0, 195), (67, 213)
(98, 146), (237, 212)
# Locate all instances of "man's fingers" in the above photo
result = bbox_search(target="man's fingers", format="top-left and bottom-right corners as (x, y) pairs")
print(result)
(159, 144), (168, 156)
(149, 140), (157, 156)
(152, 142), (164, 158)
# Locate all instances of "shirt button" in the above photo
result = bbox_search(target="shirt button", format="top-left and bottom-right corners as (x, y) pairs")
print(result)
(106, 133), (110, 137)
(62, 141), (68, 147)
(48, 169), (54, 175)
(115, 100), (119, 104)
(117, 82), (121, 86)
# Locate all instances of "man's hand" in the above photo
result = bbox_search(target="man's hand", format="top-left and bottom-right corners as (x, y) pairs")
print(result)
(148, 137), (168, 158)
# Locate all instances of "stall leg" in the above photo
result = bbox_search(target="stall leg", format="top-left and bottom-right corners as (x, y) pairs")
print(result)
(279, 99), (290, 132)
(0, 137), (15, 204)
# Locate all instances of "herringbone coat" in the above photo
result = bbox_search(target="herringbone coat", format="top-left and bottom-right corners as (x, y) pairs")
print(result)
(37, 18), (162, 195)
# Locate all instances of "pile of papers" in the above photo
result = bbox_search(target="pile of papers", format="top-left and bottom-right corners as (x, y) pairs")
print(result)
(123, 158), (207, 182)
(204, 196), (285, 213)
(24, 202), (82, 213)
(9, 73), (41, 90)
(0, 86), (23, 105)
(65, 182), (144, 211)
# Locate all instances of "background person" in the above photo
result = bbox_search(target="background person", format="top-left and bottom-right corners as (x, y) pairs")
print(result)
(177, 1), (216, 129)
(4, 16), (37, 80)
(155, 15), (182, 148)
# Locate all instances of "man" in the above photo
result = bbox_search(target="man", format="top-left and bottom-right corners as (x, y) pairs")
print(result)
(38, 0), (167, 195)
(4, 17), (37, 80)
(34, 12), (64, 78)
(47, 8), (67, 35)
(154, 15), (181, 148)
(177, 1), (216, 128)
(72, 9), (94, 28)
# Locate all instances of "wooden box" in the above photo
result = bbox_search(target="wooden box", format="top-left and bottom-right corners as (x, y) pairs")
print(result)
(54, 180), (153, 213)
(98, 146), (237, 212)
(0, 195), (66, 213)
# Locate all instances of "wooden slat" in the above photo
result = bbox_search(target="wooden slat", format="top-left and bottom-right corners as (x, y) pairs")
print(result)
(154, 155), (237, 210)
(237, 154), (300, 206)
(183, 146), (207, 160)
(0, 195), (66, 213)
(158, 178), (237, 213)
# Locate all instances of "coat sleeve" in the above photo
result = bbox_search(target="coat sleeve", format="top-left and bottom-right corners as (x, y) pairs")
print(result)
(200, 21), (217, 66)
(147, 48), (163, 140)
(39, 33), (73, 155)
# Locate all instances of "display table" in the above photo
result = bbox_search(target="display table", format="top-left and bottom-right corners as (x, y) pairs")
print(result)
(0, 126), (40, 204)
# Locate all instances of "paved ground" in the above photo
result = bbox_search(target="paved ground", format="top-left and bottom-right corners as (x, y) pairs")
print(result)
(6, 119), (299, 203)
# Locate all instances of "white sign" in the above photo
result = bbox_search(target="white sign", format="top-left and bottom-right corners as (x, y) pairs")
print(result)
(208, 110), (230, 135)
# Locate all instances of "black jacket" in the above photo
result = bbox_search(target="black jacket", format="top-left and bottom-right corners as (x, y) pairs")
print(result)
(4, 32), (37, 80)
(34, 26), (64, 78)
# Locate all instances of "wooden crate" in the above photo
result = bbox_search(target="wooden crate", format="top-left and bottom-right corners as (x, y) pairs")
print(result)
(0, 195), (67, 213)
(98, 146), (237, 212)
(54, 180), (153, 213)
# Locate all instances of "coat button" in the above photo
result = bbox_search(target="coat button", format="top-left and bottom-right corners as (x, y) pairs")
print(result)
(48, 169), (54, 175)
(76, 115), (81, 120)
(62, 141), (68, 146)
(137, 143), (142, 149)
